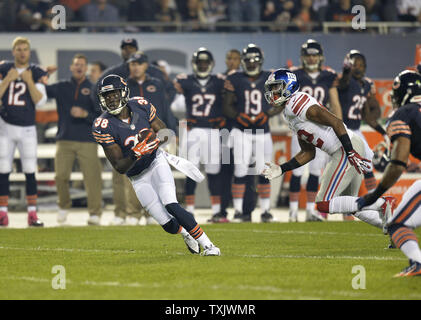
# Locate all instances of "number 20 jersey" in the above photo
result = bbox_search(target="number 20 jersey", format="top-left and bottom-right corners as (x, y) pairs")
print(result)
(283, 91), (353, 156)
(224, 70), (273, 132)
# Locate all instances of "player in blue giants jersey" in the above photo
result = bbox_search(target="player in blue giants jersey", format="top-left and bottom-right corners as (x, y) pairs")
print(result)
(223, 44), (281, 223)
(337, 50), (388, 206)
(93, 74), (220, 256)
(0, 37), (48, 227)
(317, 70), (421, 277)
(173, 48), (226, 220)
(288, 39), (343, 222)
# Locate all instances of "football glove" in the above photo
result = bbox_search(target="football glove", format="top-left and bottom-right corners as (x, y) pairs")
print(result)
(262, 162), (283, 180)
(347, 149), (371, 174)
(252, 112), (269, 126)
(131, 137), (160, 158)
(209, 117), (226, 129)
(343, 54), (354, 71)
(236, 112), (253, 127)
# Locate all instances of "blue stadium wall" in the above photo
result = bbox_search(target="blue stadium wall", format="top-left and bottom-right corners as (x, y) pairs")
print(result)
(0, 33), (419, 80)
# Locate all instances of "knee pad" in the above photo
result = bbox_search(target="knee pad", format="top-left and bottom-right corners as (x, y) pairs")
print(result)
(185, 178), (197, 195)
(25, 173), (37, 196)
(165, 202), (197, 231)
(290, 174), (301, 193)
(233, 176), (247, 185)
(306, 174), (319, 193)
(161, 217), (181, 234)
(387, 222), (404, 236)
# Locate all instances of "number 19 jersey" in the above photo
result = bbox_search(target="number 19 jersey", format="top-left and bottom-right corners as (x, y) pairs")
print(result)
(283, 91), (353, 156)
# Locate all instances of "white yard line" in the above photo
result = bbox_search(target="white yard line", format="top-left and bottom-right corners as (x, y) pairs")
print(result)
(211, 228), (385, 237)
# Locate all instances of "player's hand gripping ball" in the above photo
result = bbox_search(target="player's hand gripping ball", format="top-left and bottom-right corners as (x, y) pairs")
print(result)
(132, 128), (160, 157)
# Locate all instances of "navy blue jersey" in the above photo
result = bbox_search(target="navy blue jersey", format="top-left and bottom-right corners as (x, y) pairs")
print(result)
(92, 97), (158, 177)
(291, 67), (337, 106)
(338, 76), (374, 130)
(224, 70), (272, 132)
(175, 73), (225, 128)
(0, 61), (48, 126)
(386, 103), (421, 160)
(127, 75), (177, 132)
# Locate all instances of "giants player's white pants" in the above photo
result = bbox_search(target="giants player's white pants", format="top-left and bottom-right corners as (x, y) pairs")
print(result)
(230, 128), (273, 177)
(350, 129), (374, 172)
(128, 150), (178, 225)
(0, 116), (37, 173)
(290, 133), (329, 176)
(186, 128), (220, 174)
(388, 180), (421, 229)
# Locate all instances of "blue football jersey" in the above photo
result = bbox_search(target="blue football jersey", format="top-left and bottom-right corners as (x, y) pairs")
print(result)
(175, 73), (225, 128)
(92, 97), (158, 177)
(386, 103), (421, 160)
(338, 76), (374, 130)
(0, 61), (48, 126)
(291, 67), (337, 106)
(224, 70), (272, 132)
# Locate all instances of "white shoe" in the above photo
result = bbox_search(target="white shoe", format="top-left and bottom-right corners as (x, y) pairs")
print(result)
(202, 244), (221, 256)
(110, 216), (125, 226)
(183, 234), (200, 254)
(87, 215), (101, 226)
(57, 210), (68, 224)
(146, 216), (158, 225)
(125, 216), (139, 226)
(305, 209), (324, 222)
(289, 210), (298, 222)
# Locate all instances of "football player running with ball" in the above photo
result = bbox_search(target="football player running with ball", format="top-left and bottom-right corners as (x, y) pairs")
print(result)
(93, 75), (220, 256)
(262, 69), (388, 231)
(316, 70), (421, 277)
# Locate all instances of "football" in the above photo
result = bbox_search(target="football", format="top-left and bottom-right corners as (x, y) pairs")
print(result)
(137, 128), (157, 144)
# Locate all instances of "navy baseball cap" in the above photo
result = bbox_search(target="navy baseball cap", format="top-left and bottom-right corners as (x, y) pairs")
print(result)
(127, 51), (148, 64)
(120, 38), (138, 49)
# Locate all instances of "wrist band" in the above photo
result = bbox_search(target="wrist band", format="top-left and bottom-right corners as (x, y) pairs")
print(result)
(375, 124), (386, 136)
(338, 134), (353, 154)
(280, 158), (301, 173)
(390, 159), (407, 168)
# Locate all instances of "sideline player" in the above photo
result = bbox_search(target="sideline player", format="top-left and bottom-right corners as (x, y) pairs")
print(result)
(173, 48), (225, 218)
(262, 68), (387, 230)
(288, 39), (342, 222)
(223, 44), (278, 223)
(317, 70), (421, 277)
(0, 37), (47, 227)
(93, 74), (220, 256)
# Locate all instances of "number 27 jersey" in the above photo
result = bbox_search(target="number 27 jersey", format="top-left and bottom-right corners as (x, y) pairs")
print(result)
(283, 92), (353, 156)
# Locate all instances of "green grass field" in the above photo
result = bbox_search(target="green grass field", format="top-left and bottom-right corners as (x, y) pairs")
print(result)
(1, 221), (420, 300)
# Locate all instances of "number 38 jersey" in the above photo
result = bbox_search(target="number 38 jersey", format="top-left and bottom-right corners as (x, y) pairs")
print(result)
(224, 70), (273, 132)
(174, 73), (225, 128)
(338, 76), (374, 130)
(0, 61), (48, 126)
(92, 97), (158, 178)
(283, 91), (353, 156)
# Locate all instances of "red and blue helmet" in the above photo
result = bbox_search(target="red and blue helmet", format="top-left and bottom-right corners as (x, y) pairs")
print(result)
(264, 68), (300, 107)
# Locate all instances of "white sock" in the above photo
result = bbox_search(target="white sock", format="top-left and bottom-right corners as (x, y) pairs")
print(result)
(329, 196), (359, 213)
(179, 227), (189, 237)
(186, 205), (194, 213)
(400, 240), (421, 264)
(354, 210), (382, 228)
(290, 201), (298, 212)
(233, 198), (243, 213)
(258, 197), (270, 212)
(211, 203), (221, 215)
(306, 202), (315, 212)
(196, 231), (213, 248)
(0, 206), (8, 213)
(27, 206), (36, 213)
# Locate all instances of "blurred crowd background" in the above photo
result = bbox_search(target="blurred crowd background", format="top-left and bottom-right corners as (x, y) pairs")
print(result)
(0, 0), (419, 33)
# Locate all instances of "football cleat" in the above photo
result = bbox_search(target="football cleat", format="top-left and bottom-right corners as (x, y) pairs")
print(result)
(28, 211), (44, 227)
(393, 260), (421, 277)
(207, 212), (230, 223)
(87, 215), (101, 226)
(0, 211), (9, 227)
(183, 233), (200, 254)
(202, 244), (221, 256)
(305, 209), (325, 222)
(380, 196), (397, 235)
(109, 216), (125, 226)
(261, 211), (274, 223)
(57, 210), (68, 224)
(233, 211), (251, 222)
(289, 209), (298, 222)
(125, 216), (139, 226)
